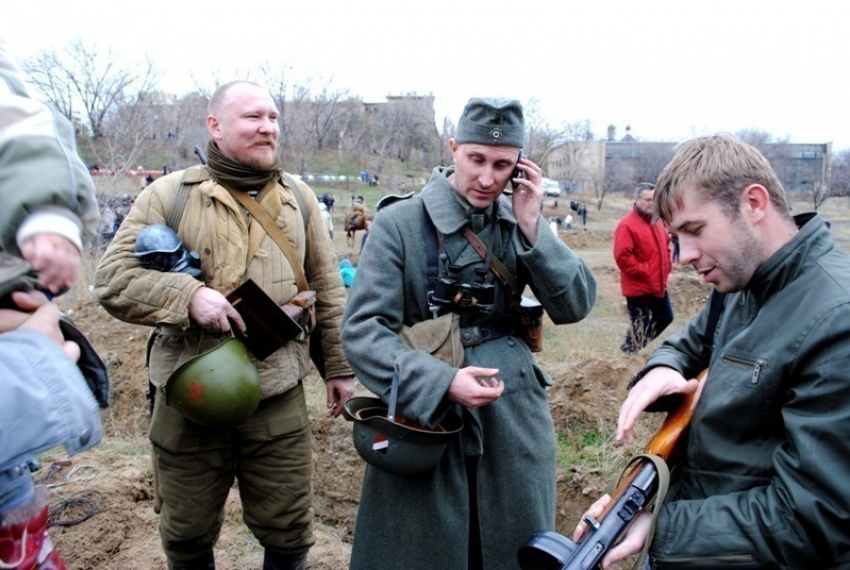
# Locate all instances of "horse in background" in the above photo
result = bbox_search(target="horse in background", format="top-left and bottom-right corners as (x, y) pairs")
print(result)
(344, 211), (368, 249)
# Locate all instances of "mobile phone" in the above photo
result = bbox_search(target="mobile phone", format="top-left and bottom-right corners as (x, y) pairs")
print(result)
(508, 151), (524, 193)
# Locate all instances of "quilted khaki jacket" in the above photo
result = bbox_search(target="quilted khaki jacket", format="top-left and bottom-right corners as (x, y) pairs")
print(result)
(94, 165), (351, 398)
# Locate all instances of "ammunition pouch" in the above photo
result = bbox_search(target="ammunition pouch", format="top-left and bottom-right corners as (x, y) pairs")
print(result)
(400, 312), (463, 368)
(519, 297), (544, 353)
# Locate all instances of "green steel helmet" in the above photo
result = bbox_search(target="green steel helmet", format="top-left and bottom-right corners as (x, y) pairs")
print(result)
(343, 396), (463, 477)
(165, 338), (261, 428)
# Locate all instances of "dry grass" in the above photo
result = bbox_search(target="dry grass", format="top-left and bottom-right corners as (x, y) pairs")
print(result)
(75, 178), (849, 568)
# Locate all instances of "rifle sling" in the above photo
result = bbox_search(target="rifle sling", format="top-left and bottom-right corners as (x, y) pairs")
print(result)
(615, 453), (670, 570)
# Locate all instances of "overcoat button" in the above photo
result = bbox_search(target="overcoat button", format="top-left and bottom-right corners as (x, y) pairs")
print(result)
(79, 429), (92, 446)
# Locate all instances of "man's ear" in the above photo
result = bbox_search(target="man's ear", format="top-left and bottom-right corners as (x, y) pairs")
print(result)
(206, 115), (220, 139)
(741, 183), (770, 224)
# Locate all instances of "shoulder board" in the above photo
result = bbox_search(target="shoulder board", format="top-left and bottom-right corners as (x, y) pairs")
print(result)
(180, 165), (211, 185)
(376, 192), (415, 212)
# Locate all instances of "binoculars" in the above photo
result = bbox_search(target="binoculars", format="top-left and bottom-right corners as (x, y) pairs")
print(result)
(429, 265), (495, 313)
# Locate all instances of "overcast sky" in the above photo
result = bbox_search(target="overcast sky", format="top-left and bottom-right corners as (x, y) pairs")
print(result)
(5, 0), (849, 151)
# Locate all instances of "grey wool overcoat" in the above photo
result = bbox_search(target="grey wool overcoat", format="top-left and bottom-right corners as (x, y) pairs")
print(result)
(342, 166), (597, 570)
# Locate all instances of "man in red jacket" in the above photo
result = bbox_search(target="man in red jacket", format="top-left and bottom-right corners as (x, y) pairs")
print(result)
(614, 182), (673, 353)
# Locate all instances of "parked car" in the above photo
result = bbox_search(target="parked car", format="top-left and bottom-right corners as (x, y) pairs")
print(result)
(542, 178), (561, 196)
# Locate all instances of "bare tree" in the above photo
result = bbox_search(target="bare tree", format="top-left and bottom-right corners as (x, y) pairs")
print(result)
(305, 81), (350, 151)
(630, 143), (676, 186)
(167, 92), (212, 166)
(283, 84), (319, 175)
(602, 159), (637, 209)
(549, 121), (595, 193)
(366, 101), (406, 175)
(335, 100), (370, 173)
(830, 149), (850, 197)
(24, 37), (159, 138)
(523, 98), (562, 168)
(256, 63), (312, 173)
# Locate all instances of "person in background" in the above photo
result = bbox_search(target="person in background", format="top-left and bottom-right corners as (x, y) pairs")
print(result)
(1, 39), (102, 569)
(359, 214), (373, 253)
(319, 201), (333, 241)
(342, 97), (596, 569)
(339, 258), (355, 288)
(94, 80), (354, 570)
(580, 133), (850, 569)
(613, 182), (673, 354)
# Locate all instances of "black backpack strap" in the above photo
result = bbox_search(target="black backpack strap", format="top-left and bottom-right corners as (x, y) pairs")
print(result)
(629, 290), (726, 390)
(701, 291), (726, 359)
(420, 199), (439, 291)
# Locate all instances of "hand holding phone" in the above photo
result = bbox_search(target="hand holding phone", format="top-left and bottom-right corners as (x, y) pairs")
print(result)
(510, 151), (524, 193)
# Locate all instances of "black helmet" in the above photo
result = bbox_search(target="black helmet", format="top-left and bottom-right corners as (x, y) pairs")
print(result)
(135, 224), (183, 273)
(165, 338), (261, 427)
(344, 372), (462, 476)
(135, 223), (183, 256)
(135, 224), (202, 278)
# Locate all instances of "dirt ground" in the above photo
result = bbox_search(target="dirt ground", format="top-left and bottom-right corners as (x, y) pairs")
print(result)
(41, 224), (712, 570)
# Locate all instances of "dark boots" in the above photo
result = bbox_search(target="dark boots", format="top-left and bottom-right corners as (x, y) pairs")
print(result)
(167, 552), (215, 570)
(166, 548), (305, 569)
(263, 550), (307, 570)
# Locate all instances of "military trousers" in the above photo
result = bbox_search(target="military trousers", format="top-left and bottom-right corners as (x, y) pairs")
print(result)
(150, 382), (314, 562)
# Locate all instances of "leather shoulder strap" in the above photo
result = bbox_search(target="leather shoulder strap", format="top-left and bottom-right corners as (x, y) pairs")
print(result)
(229, 189), (309, 292)
(461, 227), (527, 321)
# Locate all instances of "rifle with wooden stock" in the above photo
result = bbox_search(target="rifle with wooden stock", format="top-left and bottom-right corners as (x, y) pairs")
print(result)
(517, 369), (709, 570)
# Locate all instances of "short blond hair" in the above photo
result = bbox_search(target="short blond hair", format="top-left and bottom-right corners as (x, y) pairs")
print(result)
(208, 81), (267, 116)
(654, 133), (790, 223)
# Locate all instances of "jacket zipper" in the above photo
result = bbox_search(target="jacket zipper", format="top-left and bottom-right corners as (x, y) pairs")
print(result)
(652, 553), (755, 566)
(721, 355), (768, 384)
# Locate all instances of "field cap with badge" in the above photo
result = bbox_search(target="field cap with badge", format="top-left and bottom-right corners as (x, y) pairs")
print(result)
(454, 97), (525, 148)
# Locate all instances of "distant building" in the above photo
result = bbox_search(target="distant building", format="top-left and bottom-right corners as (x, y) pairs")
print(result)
(547, 134), (832, 196)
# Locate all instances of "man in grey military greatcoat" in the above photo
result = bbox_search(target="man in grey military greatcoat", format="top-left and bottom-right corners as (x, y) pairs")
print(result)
(342, 98), (597, 570)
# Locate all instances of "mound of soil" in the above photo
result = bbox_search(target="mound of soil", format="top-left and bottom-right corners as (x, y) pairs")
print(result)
(44, 296), (649, 569)
(44, 221), (708, 569)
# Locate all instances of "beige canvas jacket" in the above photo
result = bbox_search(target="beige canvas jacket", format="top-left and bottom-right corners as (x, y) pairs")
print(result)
(94, 166), (351, 398)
